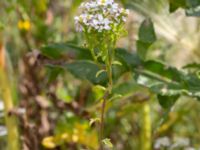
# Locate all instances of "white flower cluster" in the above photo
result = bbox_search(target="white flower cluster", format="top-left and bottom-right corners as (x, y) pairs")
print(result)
(74, 0), (129, 32)
(154, 137), (171, 149)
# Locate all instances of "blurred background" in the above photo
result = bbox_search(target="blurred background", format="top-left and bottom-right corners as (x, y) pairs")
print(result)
(0, 0), (200, 150)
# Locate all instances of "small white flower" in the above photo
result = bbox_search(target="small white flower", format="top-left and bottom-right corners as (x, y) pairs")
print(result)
(104, 25), (111, 30)
(81, 15), (88, 24)
(103, 18), (110, 25)
(112, 3), (118, 10)
(97, 0), (103, 5)
(98, 26), (104, 32)
(119, 8), (124, 13)
(97, 14), (104, 21)
(75, 23), (83, 32)
(93, 19), (99, 25)
(74, 16), (79, 21)
(115, 13), (120, 17)
(122, 16), (126, 22)
(90, 2), (98, 8)
(97, 0), (114, 6)
(94, 25), (100, 30)
(105, 0), (114, 5)
(154, 137), (171, 149)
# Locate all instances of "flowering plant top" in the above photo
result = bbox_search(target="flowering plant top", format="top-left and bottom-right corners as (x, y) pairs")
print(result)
(74, 0), (129, 62)
(74, 0), (129, 33)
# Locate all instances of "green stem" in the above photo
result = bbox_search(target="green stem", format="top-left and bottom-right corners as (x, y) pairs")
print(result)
(107, 47), (113, 92)
(99, 47), (113, 150)
(107, 61), (113, 92)
(141, 102), (151, 150)
(90, 47), (98, 62)
(0, 69), (20, 150)
(99, 97), (106, 150)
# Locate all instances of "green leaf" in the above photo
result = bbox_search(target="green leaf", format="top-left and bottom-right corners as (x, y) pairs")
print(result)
(186, 0), (200, 8)
(169, 0), (187, 12)
(56, 87), (72, 103)
(185, 0), (200, 16)
(138, 19), (156, 43)
(112, 81), (143, 96)
(183, 62), (200, 69)
(181, 74), (200, 97)
(46, 66), (63, 83)
(137, 19), (156, 60)
(64, 61), (108, 85)
(169, 0), (200, 16)
(115, 49), (200, 101)
(143, 60), (182, 82)
(136, 40), (151, 60)
(45, 61), (126, 86)
(150, 83), (182, 96)
(157, 95), (179, 109)
(115, 48), (141, 70)
(102, 138), (113, 148)
(46, 61), (107, 85)
(186, 5), (200, 16)
(41, 43), (92, 60)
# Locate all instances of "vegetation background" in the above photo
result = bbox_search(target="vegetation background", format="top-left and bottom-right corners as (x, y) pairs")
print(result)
(0, 0), (200, 150)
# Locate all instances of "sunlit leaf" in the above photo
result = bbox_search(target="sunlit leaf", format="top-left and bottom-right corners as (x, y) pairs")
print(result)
(89, 118), (101, 126)
(96, 69), (107, 78)
(102, 138), (113, 148)
(56, 86), (72, 103)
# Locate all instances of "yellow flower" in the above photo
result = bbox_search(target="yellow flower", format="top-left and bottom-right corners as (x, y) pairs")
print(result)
(42, 136), (56, 149)
(18, 20), (31, 31)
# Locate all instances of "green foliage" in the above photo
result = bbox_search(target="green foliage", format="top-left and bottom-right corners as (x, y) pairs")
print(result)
(41, 43), (92, 60)
(169, 0), (187, 12)
(42, 41), (200, 109)
(102, 138), (113, 148)
(186, 5), (200, 16)
(169, 0), (200, 16)
(138, 19), (156, 43)
(157, 95), (180, 109)
(64, 61), (108, 85)
(115, 48), (141, 70)
(137, 18), (156, 60)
